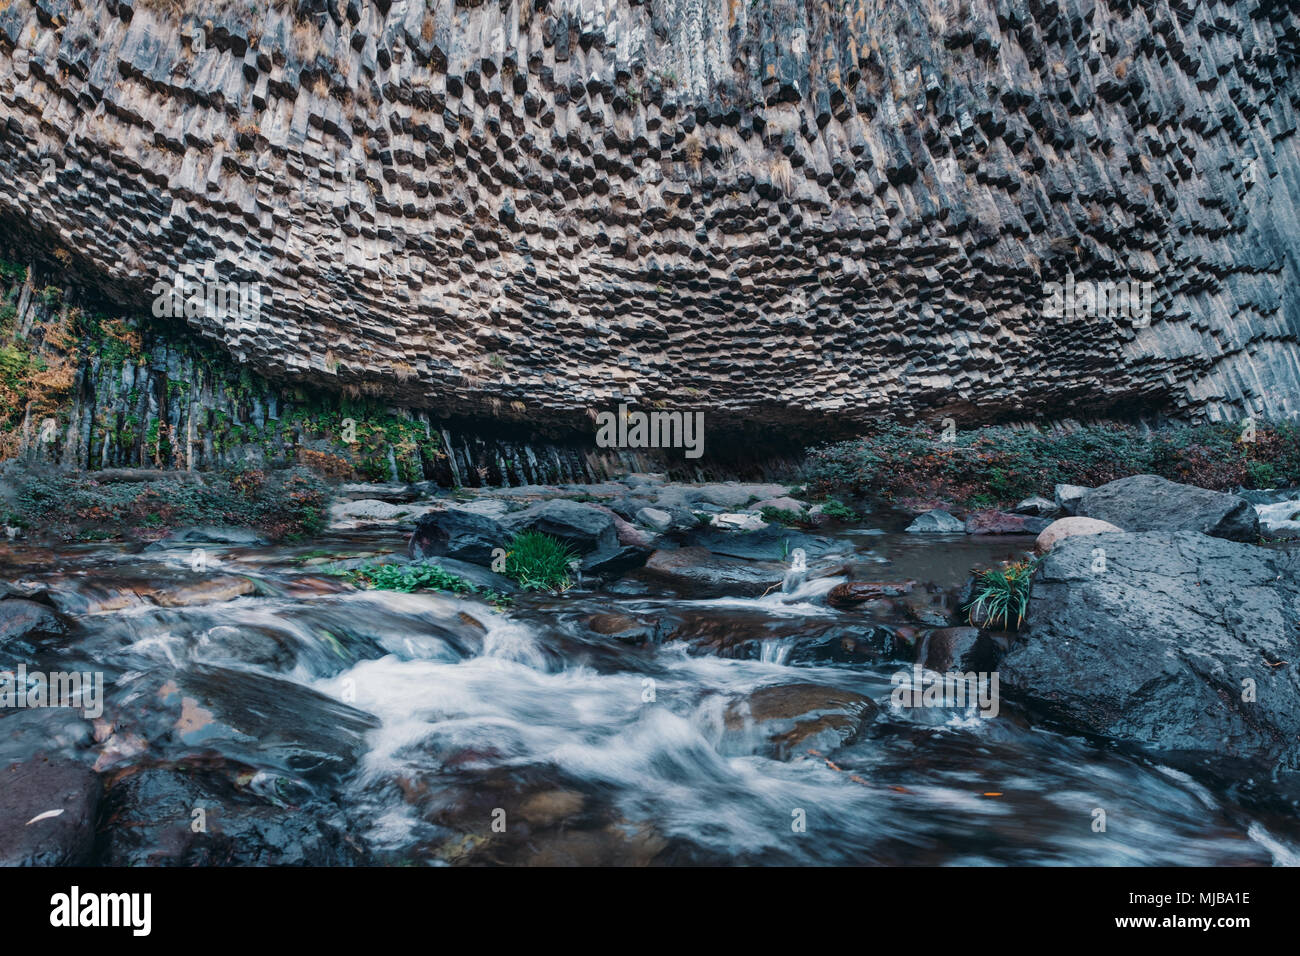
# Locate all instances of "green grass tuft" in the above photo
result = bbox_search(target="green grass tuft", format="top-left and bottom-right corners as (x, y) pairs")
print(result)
(965, 558), (1039, 630)
(503, 530), (578, 591)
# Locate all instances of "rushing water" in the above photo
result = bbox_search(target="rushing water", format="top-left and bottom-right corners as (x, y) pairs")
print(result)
(3, 529), (1298, 866)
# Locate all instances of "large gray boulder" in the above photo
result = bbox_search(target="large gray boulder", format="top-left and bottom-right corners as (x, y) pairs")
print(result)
(409, 508), (509, 565)
(1001, 531), (1300, 771)
(503, 499), (617, 554)
(1076, 475), (1259, 541)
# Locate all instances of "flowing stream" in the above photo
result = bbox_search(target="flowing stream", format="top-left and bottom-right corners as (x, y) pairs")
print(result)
(3, 529), (1298, 866)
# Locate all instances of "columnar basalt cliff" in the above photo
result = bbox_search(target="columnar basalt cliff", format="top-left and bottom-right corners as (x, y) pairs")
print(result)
(1, 0), (1299, 441)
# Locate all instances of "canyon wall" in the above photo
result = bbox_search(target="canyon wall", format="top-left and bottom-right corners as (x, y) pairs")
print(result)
(1, 0), (1300, 443)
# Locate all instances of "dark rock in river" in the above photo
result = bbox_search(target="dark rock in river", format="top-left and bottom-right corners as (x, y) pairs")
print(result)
(1001, 531), (1300, 771)
(643, 547), (784, 598)
(504, 500), (618, 555)
(0, 754), (100, 866)
(964, 510), (1052, 535)
(827, 580), (917, 608)
(918, 627), (1008, 673)
(724, 683), (879, 761)
(0, 597), (65, 644)
(410, 508), (509, 565)
(97, 762), (366, 866)
(1077, 475), (1259, 542)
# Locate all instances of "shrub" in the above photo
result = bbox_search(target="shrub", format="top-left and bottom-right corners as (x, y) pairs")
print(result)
(503, 531), (577, 591)
(759, 506), (809, 527)
(803, 421), (1300, 507)
(818, 498), (859, 522)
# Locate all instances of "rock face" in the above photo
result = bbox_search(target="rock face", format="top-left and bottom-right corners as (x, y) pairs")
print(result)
(2, 0), (1299, 439)
(1001, 531), (1300, 772)
(1077, 474), (1259, 541)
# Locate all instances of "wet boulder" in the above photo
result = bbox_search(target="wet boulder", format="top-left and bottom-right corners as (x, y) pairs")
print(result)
(1001, 531), (1300, 771)
(97, 762), (366, 866)
(963, 510), (1051, 535)
(503, 499), (617, 554)
(0, 596), (65, 644)
(121, 667), (381, 784)
(724, 683), (878, 761)
(411, 556), (519, 594)
(1013, 496), (1059, 517)
(0, 754), (100, 866)
(1076, 475), (1259, 541)
(918, 627), (1008, 673)
(642, 547), (784, 598)
(153, 526), (269, 547)
(827, 580), (917, 607)
(410, 508), (509, 565)
(635, 507), (673, 532)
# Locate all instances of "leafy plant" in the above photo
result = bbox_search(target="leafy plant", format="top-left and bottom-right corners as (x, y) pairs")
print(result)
(759, 506), (809, 527)
(965, 558), (1039, 631)
(503, 531), (577, 591)
(351, 561), (512, 607)
(819, 498), (858, 522)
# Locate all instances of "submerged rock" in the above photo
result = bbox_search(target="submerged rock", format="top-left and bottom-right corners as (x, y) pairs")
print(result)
(827, 580), (917, 608)
(1076, 475), (1259, 541)
(1001, 531), (1300, 771)
(725, 683), (878, 761)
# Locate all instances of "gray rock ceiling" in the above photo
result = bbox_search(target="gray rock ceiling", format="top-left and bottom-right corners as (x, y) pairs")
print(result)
(2, 0), (1299, 436)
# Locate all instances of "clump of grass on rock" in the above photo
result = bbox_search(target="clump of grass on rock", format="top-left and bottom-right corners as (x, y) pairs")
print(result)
(504, 530), (578, 591)
(965, 558), (1038, 631)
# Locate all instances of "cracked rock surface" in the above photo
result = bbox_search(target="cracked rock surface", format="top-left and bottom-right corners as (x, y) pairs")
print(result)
(2, 0), (1299, 435)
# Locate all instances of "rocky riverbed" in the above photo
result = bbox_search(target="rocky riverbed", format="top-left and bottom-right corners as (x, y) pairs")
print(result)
(3, 473), (1300, 866)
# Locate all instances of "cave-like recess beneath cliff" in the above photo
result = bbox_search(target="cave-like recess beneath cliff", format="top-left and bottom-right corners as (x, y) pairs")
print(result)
(2, 0), (1300, 443)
